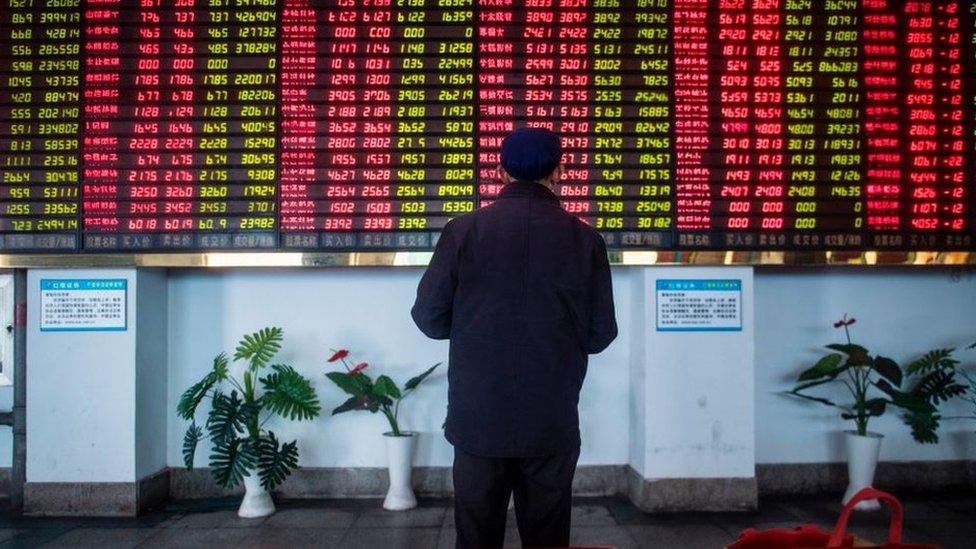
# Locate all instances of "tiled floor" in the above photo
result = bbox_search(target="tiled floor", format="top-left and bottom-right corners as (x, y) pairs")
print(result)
(0, 493), (971, 548)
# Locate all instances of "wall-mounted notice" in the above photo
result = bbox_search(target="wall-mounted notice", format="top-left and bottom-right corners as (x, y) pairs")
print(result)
(656, 279), (742, 332)
(40, 280), (127, 332)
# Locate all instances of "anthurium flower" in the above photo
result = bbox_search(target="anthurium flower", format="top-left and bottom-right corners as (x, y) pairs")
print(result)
(348, 362), (368, 375)
(329, 349), (349, 362)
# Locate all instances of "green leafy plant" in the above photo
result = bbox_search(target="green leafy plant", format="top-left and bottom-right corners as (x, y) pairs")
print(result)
(786, 315), (935, 438)
(899, 345), (972, 443)
(325, 349), (439, 436)
(178, 328), (322, 490)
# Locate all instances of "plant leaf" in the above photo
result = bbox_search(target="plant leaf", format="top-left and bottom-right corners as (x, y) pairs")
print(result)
(177, 373), (218, 421)
(790, 377), (840, 395)
(332, 396), (368, 415)
(785, 389), (846, 410)
(875, 379), (936, 414)
(906, 349), (958, 375)
(326, 371), (369, 398)
(234, 327), (283, 371)
(902, 411), (941, 444)
(210, 437), (255, 488)
(826, 344), (871, 366)
(797, 354), (844, 382)
(177, 354), (232, 421)
(865, 398), (887, 417)
(373, 375), (401, 399)
(260, 364), (322, 421)
(912, 370), (968, 404)
(871, 355), (903, 387)
(206, 390), (246, 445)
(183, 423), (203, 469)
(211, 353), (229, 381)
(256, 431), (300, 490)
(404, 363), (441, 391)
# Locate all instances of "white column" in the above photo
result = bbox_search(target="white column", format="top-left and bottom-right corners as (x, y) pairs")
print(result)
(25, 268), (168, 516)
(628, 266), (756, 511)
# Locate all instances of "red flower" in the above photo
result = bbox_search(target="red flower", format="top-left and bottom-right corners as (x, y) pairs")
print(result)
(347, 362), (368, 376)
(328, 349), (349, 362)
(833, 316), (856, 328)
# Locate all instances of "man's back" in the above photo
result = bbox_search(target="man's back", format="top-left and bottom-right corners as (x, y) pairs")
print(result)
(411, 181), (618, 457)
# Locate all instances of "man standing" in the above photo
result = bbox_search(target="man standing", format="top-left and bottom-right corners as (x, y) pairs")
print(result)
(411, 127), (618, 548)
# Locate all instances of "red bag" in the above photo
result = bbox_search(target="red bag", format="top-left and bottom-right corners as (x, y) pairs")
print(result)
(726, 488), (940, 549)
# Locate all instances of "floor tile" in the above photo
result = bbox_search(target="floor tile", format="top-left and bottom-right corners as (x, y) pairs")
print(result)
(166, 510), (267, 529)
(338, 527), (440, 549)
(0, 529), (73, 549)
(134, 528), (251, 548)
(570, 526), (640, 549)
(234, 527), (346, 549)
(40, 527), (158, 549)
(571, 505), (618, 527)
(627, 523), (735, 549)
(262, 507), (357, 529)
(353, 507), (445, 528)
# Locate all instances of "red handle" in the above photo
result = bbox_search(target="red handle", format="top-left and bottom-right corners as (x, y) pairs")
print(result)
(827, 488), (903, 548)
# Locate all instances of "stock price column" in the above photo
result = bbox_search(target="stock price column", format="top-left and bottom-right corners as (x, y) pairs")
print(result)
(0, 0), (82, 251)
(388, 0), (475, 249)
(623, 0), (672, 248)
(196, 0), (278, 249)
(784, 0), (864, 250)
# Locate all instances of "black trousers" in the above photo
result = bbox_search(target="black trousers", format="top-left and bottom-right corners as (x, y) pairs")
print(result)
(452, 446), (580, 549)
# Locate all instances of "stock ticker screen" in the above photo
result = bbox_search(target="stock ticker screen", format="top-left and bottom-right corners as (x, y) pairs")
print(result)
(1, 0), (976, 253)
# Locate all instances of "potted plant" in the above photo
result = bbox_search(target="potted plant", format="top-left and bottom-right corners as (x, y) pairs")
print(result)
(325, 349), (439, 511)
(178, 327), (322, 518)
(786, 315), (934, 510)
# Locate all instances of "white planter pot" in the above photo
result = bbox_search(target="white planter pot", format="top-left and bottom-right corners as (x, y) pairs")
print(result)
(842, 431), (883, 511)
(238, 472), (275, 518)
(383, 432), (418, 511)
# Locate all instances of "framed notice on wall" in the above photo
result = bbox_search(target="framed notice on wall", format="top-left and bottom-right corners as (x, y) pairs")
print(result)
(39, 280), (127, 332)
(655, 279), (742, 332)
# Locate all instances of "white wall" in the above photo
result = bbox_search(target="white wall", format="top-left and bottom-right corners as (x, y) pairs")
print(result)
(167, 266), (976, 472)
(755, 267), (976, 464)
(7, 266), (972, 477)
(166, 268), (634, 469)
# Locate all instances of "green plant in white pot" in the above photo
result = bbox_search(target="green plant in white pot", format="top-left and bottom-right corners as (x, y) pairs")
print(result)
(178, 327), (322, 518)
(785, 315), (934, 510)
(324, 349), (439, 511)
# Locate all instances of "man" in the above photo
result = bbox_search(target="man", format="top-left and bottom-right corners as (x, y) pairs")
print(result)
(411, 127), (618, 548)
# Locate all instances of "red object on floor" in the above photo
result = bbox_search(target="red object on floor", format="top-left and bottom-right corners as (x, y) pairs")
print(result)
(726, 488), (940, 549)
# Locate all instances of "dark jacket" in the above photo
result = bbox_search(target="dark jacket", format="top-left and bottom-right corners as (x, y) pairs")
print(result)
(411, 181), (618, 457)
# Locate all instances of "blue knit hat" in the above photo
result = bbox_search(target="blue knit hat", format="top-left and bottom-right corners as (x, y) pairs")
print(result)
(500, 127), (563, 181)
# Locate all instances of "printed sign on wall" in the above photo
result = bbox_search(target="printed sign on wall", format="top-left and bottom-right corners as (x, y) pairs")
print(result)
(656, 279), (742, 332)
(40, 279), (127, 332)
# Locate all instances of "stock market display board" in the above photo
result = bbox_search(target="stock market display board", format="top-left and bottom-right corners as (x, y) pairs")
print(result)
(1, 0), (976, 253)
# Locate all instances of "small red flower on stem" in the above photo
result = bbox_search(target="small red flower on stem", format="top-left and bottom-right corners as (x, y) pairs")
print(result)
(833, 314), (856, 344)
(328, 349), (349, 362)
(347, 362), (368, 376)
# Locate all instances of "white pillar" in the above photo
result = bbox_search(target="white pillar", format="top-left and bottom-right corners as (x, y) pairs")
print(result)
(25, 268), (168, 516)
(628, 266), (756, 511)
